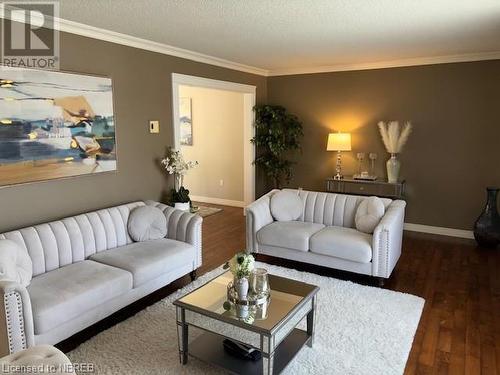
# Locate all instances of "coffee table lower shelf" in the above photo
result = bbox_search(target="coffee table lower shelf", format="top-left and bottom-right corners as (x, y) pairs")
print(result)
(188, 328), (311, 375)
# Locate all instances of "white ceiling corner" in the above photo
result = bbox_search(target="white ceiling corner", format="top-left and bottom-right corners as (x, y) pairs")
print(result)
(12, 1), (500, 76)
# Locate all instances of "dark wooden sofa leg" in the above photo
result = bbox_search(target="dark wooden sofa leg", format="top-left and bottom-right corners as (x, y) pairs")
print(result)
(377, 277), (386, 287)
(190, 270), (197, 281)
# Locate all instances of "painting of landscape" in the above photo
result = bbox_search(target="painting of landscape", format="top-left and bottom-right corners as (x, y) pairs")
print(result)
(0, 68), (116, 186)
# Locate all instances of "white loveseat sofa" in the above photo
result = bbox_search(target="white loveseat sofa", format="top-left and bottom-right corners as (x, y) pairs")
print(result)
(246, 189), (405, 281)
(0, 201), (202, 356)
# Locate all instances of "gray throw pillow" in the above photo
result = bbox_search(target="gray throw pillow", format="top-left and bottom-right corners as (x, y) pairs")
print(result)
(128, 206), (167, 242)
(0, 239), (33, 287)
(355, 196), (385, 234)
(270, 190), (303, 222)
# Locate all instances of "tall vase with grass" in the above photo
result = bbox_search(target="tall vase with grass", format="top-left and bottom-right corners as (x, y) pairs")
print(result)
(378, 121), (412, 183)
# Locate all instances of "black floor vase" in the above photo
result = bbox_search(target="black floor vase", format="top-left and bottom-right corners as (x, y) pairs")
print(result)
(474, 187), (500, 248)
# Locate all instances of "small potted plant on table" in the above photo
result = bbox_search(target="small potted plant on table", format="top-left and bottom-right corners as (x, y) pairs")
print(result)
(224, 252), (255, 300)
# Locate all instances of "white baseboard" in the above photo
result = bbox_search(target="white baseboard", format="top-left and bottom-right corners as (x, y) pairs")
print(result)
(404, 223), (474, 239)
(191, 195), (246, 208)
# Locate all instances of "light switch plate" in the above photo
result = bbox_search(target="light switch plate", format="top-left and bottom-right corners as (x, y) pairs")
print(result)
(149, 120), (160, 133)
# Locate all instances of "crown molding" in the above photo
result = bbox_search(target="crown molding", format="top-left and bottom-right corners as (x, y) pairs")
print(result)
(2, 7), (499, 78)
(267, 51), (500, 76)
(56, 18), (270, 76)
(0, 8), (269, 76)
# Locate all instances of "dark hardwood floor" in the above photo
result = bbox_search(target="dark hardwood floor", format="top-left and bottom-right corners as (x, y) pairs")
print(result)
(196, 204), (500, 375)
(58, 203), (500, 375)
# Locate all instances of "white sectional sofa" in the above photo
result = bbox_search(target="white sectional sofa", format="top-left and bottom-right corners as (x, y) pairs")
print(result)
(0, 201), (202, 356)
(246, 189), (405, 282)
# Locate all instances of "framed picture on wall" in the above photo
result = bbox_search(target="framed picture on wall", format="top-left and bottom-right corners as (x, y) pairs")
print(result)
(179, 97), (193, 146)
(0, 67), (117, 187)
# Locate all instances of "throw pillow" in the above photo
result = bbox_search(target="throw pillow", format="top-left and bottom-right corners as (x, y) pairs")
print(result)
(270, 190), (303, 222)
(355, 196), (386, 234)
(0, 239), (33, 287)
(128, 206), (167, 242)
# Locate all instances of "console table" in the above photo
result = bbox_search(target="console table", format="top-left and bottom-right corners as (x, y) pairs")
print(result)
(326, 177), (405, 199)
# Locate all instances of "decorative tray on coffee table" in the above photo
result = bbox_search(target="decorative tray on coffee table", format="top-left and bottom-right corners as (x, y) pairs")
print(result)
(226, 281), (270, 306)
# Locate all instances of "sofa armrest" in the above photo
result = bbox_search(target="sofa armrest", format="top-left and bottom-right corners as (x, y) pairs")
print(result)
(372, 200), (406, 278)
(0, 345), (75, 374)
(0, 280), (35, 357)
(245, 190), (278, 254)
(146, 201), (203, 268)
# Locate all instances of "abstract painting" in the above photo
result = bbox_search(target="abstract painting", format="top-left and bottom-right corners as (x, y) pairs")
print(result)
(179, 97), (192, 146)
(0, 67), (116, 187)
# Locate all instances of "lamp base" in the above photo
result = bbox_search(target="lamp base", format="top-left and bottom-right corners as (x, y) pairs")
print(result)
(334, 151), (344, 180)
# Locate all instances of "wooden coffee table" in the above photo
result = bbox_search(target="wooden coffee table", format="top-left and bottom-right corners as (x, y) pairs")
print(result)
(173, 270), (319, 375)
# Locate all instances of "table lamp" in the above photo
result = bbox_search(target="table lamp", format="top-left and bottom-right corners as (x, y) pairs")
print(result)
(327, 132), (352, 180)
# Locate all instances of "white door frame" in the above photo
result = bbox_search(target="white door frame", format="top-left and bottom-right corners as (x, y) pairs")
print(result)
(171, 73), (256, 207)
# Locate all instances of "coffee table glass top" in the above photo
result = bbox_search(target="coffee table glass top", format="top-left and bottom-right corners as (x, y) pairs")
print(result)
(175, 271), (318, 333)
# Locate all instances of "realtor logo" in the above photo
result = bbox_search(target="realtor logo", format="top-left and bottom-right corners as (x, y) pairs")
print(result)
(1, 1), (60, 69)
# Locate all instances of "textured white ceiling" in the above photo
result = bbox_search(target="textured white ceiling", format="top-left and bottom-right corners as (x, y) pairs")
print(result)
(58, 0), (500, 73)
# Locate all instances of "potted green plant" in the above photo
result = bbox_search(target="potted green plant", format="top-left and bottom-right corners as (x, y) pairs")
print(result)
(170, 186), (191, 211)
(251, 105), (303, 188)
(161, 147), (198, 211)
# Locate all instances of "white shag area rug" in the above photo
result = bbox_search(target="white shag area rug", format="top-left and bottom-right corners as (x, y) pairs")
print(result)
(68, 263), (424, 375)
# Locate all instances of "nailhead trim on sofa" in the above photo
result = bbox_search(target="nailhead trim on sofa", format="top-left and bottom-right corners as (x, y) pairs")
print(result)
(4, 291), (26, 354)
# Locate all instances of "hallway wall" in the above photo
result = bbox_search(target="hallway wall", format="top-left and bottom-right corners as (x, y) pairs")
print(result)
(180, 85), (245, 203)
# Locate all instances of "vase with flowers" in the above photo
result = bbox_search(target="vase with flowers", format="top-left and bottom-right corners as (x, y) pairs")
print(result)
(224, 252), (255, 301)
(378, 121), (412, 183)
(161, 147), (198, 211)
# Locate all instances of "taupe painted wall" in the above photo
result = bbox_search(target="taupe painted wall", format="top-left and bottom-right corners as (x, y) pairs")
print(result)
(266, 60), (500, 230)
(1, 27), (498, 232)
(0, 31), (266, 232)
(180, 85), (244, 202)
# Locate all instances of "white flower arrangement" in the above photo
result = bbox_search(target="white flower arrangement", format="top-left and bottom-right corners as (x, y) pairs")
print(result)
(378, 121), (412, 154)
(161, 147), (198, 191)
(161, 148), (198, 176)
(224, 252), (255, 279)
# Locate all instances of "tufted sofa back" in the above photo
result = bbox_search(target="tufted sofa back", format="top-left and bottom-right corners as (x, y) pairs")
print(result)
(282, 189), (392, 229)
(0, 201), (145, 277)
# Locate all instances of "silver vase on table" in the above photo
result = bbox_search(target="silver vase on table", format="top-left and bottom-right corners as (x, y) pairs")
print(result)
(234, 276), (249, 300)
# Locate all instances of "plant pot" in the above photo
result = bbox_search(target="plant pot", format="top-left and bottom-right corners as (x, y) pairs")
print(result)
(174, 202), (190, 211)
(234, 277), (249, 301)
(474, 187), (500, 248)
(386, 153), (401, 183)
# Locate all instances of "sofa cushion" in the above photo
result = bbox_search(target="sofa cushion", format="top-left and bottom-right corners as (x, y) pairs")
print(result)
(270, 190), (303, 222)
(355, 196), (385, 234)
(128, 206), (167, 242)
(27, 260), (133, 334)
(90, 238), (196, 288)
(0, 239), (32, 287)
(257, 221), (325, 252)
(310, 226), (373, 263)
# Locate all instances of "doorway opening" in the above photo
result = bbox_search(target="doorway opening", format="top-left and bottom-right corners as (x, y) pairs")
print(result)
(171, 73), (256, 207)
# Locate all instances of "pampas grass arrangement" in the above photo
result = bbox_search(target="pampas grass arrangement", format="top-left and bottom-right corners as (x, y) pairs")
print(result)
(378, 121), (412, 154)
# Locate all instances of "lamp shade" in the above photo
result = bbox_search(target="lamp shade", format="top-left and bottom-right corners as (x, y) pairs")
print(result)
(327, 133), (352, 151)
